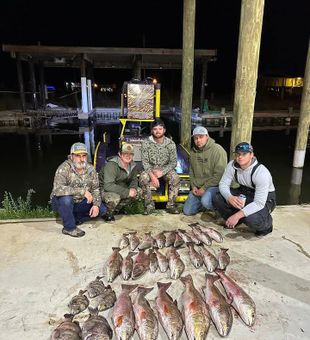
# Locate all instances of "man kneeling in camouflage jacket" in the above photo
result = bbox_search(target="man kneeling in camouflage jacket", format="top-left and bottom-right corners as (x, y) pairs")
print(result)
(50, 143), (107, 237)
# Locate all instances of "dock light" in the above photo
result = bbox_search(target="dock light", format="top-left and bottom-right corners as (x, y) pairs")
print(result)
(93, 83), (98, 88)
(152, 78), (157, 84)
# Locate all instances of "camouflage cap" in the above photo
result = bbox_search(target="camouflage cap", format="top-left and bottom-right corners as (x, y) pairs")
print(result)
(121, 143), (134, 154)
(70, 142), (88, 154)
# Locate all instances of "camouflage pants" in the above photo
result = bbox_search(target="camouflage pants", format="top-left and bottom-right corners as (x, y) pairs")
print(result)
(139, 170), (180, 207)
(102, 189), (142, 213)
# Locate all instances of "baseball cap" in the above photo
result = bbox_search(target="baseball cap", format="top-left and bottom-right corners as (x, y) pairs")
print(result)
(121, 143), (134, 154)
(70, 142), (88, 154)
(152, 118), (166, 129)
(234, 142), (253, 153)
(192, 126), (208, 136)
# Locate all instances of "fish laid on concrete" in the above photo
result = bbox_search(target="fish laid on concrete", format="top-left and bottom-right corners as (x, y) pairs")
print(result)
(186, 242), (204, 269)
(165, 231), (176, 247)
(139, 232), (155, 250)
(132, 287), (159, 340)
(199, 246), (219, 273)
(112, 284), (138, 340)
(154, 231), (166, 249)
(177, 229), (193, 244)
(82, 307), (113, 339)
(166, 247), (185, 280)
(86, 276), (106, 298)
(119, 233), (130, 249)
(106, 247), (123, 283)
(196, 223), (223, 243)
(191, 226), (212, 246)
(173, 232), (184, 248)
(217, 248), (230, 270)
(132, 249), (150, 280)
(92, 285), (117, 312)
(180, 274), (210, 340)
(68, 290), (89, 315)
(122, 251), (137, 280)
(128, 231), (140, 251)
(148, 248), (159, 273)
(154, 248), (169, 273)
(202, 274), (233, 337)
(51, 313), (81, 340)
(155, 282), (183, 340)
(215, 269), (256, 327)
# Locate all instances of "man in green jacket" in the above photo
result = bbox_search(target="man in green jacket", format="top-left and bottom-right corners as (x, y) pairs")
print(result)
(183, 126), (227, 216)
(99, 143), (139, 221)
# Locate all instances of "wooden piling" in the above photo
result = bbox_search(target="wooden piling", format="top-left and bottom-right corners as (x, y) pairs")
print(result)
(230, 0), (265, 158)
(16, 53), (26, 112)
(200, 61), (208, 112)
(28, 60), (38, 110)
(293, 39), (310, 168)
(181, 0), (196, 152)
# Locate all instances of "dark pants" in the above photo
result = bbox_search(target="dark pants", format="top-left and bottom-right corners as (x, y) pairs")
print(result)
(51, 196), (107, 231)
(213, 187), (276, 233)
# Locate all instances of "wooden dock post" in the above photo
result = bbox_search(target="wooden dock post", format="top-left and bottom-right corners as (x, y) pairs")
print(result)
(16, 53), (26, 112)
(28, 59), (38, 110)
(230, 0), (265, 158)
(181, 0), (196, 152)
(293, 39), (310, 168)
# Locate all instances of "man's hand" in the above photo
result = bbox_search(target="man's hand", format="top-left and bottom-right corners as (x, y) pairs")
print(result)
(84, 190), (93, 204)
(89, 205), (99, 218)
(225, 210), (245, 229)
(149, 172), (160, 188)
(152, 169), (163, 178)
(192, 187), (199, 196)
(129, 188), (137, 198)
(228, 195), (244, 210)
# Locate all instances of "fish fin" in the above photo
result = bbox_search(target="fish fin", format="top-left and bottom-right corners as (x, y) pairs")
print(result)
(121, 284), (138, 293)
(205, 273), (220, 283)
(112, 247), (121, 251)
(157, 282), (172, 291)
(137, 286), (153, 297)
(115, 315), (123, 327)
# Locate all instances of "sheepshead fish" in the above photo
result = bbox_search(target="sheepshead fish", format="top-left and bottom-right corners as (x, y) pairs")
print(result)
(154, 248), (169, 273)
(132, 249), (150, 280)
(154, 231), (166, 249)
(177, 229), (193, 244)
(119, 233), (130, 249)
(218, 248), (230, 270)
(86, 276), (106, 298)
(128, 231), (140, 251)
(92, 285), (116, 312)
(156, 282), (183, 340)
(148, 248), (158, 273)
(112, 284), (138, 340)
(68, 290), (89, 315)
(173, 232), (184, 248)
(180, 274), (210, 340)
(51, 314), (81, 340)
(122, 251), (137, 280)
(82, 307), (113, 339)
(166, 248), (185, 280)
(197, 224), (223, 243)
(139, 232), (155, 250)
(165, 231), (176, 247)
(215, 269), (256, 327)
(202, 274), (233, 337)
(132, 287), (159, 340)
(186, 242), (204, 268)
(191, 226), (212, 246)
(106, 247), (123, 283)
(199, 246), (218, 273)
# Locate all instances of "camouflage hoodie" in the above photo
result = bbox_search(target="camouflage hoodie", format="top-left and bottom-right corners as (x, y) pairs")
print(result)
(50, 157), (101, 206)
(141, 135), (177, 175)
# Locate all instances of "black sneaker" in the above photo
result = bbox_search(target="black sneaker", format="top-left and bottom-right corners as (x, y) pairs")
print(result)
(62, 227), (85, 238)
(255, 226), (273, 236)
(102, 213), (115, 222)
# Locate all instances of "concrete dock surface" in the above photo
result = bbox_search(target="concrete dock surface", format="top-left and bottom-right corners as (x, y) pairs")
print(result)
(0, 205), (309, 339)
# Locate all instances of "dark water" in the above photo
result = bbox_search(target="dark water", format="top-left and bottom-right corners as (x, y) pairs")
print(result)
(1, 122), (309, 207)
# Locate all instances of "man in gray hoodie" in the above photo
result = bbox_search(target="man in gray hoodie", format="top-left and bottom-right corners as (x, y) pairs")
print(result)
(213, 142), (276, 236)
(183, 126), (227, 216)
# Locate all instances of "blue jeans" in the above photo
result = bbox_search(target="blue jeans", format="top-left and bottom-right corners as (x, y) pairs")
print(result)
(51, 196), (107, 231)
(183, 187), (219, 216)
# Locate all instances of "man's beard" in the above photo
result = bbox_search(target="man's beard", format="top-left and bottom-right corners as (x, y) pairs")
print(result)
(73, 160), (87, 170)
(152, 132), (164, 139)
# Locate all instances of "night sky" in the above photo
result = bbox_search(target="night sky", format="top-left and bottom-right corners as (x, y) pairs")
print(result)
(0, 0), (309, 91)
